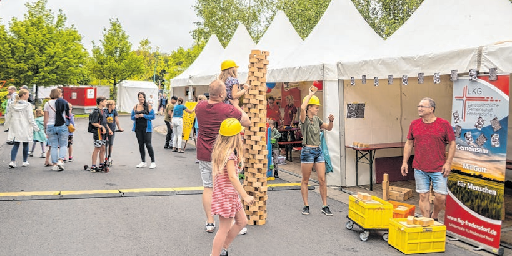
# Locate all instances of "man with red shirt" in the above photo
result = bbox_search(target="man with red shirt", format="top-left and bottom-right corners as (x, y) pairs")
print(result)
(196, 79), (250, 233)
(401, 97), (455, 221)
(267, 96), (281, 124)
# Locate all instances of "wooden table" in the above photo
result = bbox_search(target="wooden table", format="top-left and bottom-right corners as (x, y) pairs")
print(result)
(346, 142), (406, 191)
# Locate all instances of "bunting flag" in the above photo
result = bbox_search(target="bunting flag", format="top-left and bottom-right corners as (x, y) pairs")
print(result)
(350, 77), (355, 86)
(388, 75), (393, 85)
(418, 73), (424, 84)
(374, 77), (379, 86)
(402, 75), (408, 85)
(469, 69), (478, 81)
(434, 72), (441, 84)
(362, 75), (366, 84)
(451, 70), (458, 81)
(490, 68), (498, 81)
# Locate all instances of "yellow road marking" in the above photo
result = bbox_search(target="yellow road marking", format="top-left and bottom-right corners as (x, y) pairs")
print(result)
(0, 183), (302, 197)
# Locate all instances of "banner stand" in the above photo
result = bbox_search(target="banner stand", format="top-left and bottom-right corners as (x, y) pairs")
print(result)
(447, 232), (505, 255)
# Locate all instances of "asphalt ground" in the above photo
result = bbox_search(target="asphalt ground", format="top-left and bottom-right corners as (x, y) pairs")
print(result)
(0, 115), (480, 256)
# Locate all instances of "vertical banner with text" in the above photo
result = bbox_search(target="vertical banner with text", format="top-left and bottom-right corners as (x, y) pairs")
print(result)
(445, 76), (509, 253)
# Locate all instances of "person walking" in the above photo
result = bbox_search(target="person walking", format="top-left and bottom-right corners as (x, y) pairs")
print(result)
(401, 97), (455, 221)
(299, 88), (334, 216)
(89, 97), (111, 172)
(29, 109), (47, 158)
(43, 88), (69, 171)
(219, 60), (249, 105)
(171, 97), (194, 153)
(131, 92), (156, 169)
(66, 103), (75, 162)
(5, 89), (39, 168)
(164, 96), (177, 149)
(210, 118), (254, 256)
(106, 100), (123, 164)
(196, 80), (250, 233)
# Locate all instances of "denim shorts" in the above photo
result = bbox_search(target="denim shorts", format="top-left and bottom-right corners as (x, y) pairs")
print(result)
(414, 169), (448, 195)
(300, 146), (325, 164)
(199, 160), (213, 188)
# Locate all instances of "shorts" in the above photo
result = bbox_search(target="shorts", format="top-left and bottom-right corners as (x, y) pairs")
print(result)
(199, 160), (213, 188)
(300, 146), (325, 164)
(107, 134), (115, 146)
(414, 169), (448, 195)
(93, 133), (106, 148)
(68, 135), (74, 147)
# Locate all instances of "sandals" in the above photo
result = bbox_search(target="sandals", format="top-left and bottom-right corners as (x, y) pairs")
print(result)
(172, 148), (178, 152)
(178, 149), (185, 153)
(44, 163), (51, 167)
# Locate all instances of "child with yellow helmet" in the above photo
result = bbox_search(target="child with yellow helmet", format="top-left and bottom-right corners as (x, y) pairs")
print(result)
(299, 86), (335, 216)
(210, 118), (254, 256)
(219, 60), (249, 105)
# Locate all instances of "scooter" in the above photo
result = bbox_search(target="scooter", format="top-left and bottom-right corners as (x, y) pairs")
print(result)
(84, 129), (123, 173)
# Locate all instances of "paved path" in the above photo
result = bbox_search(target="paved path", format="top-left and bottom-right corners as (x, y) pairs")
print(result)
(0, 115), (481, 255)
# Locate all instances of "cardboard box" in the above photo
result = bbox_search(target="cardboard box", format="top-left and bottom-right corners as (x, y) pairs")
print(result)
(389, 186), (413, 201)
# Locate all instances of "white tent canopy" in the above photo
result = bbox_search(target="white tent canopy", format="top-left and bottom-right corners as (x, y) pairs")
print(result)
(190, 24), (256, 86)
(171, 35), (224, 87)
(238, 11), (303, 79)
(116, 80), (159, 113)
(337, 0), (512, 79)
(267, 0), (384, 83)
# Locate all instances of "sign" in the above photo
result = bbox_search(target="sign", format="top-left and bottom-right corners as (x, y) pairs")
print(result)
(346, 103), (365, 118)
(71, 92), (77, 100)
(445, 76), (509, 253)
(182, 102), (198, 141)
(87, 89), (95, 99)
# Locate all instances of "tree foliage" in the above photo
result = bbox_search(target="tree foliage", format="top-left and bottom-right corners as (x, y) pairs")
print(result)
(89, 18), (144, 98)
(276, 0), (331, 39)
(0, 0), (87, 87)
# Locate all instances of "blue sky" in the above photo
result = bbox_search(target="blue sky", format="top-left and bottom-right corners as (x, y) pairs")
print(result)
(0, 0), (198, 53)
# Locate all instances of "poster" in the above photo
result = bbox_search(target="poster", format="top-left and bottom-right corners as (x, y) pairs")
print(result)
(445, 76), (509, 253)
(346, 103), (365, 118)
(182, 102), (198, 141)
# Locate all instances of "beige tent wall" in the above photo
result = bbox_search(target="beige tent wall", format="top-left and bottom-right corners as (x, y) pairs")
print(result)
(343, 75), (453, 186)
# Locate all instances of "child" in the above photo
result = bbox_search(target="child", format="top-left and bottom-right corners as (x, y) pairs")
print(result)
(66, 104), (75, 162)
(210, 118), (254, 256)
(29, 109), (47, 158)
(106, 100), (123, 164)
(219, 60), (249, 105)
(90, 97), (112, 172)
(269, 120), (281, 178)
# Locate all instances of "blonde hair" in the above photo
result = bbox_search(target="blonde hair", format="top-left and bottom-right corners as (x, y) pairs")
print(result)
(218, 67), (237, 83)
(106, 100), (115, 106)
(35, 109), (44, 117)
(198, 95), (207, 101)
(211, 133), (245, 177)
(49, 88), (60, 99)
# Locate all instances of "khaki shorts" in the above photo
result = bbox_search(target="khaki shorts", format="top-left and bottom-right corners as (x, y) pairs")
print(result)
(199, 160), (213, 188)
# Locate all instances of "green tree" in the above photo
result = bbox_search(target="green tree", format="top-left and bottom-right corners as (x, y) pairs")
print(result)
(3, 0), (87, 88)
(165, 41), (206, 83)
(90, 18), (144, 99)
(0, 24), (12, 82)
(276, 0), (331, 39)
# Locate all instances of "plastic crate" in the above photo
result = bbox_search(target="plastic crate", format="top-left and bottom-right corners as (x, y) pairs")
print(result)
(348, 195), (393, 229)
(388, 201), (416, 218)
(388, 218), (446, 254)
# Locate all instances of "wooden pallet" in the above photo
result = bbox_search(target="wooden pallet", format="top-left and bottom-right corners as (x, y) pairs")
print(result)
(243, 49), (270, 226)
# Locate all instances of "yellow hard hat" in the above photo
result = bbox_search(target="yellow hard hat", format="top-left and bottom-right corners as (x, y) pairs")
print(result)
(303, 95), (321, 106)
(219, 118), (243, 136)
(221, 60), (238, 71)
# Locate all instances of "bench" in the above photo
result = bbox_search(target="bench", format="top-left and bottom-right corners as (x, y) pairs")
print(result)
(278, 141), (302, 162)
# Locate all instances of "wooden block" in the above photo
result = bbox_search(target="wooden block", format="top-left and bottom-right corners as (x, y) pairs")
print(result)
(250, 80), (261, 86)
(419, 218), (435, 227)
(407, 216), (415, 225)
(357, 192), (372, 201)
(262, 51), (269, 56)
(389, 186), (413, 201)
(383, 173), (389, 201)
(262, 59), (269, 65)
(249, 58), (258, 63)
(249, 67), (258, 72)
(254, 72), (263, 78)
(251, 50), (261, 55)
(256, 54), (265, 60)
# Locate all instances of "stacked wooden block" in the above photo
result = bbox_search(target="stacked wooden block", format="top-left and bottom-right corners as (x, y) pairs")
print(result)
(242, 49), (270, 226)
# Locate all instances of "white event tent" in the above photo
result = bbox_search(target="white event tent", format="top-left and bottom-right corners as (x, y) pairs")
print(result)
(266, 0), (385, 187)
(116, 80), (159, 113)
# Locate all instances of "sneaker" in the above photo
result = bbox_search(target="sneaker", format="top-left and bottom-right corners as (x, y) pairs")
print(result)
(52, 165), (59, 171)
(22, 162), (29, 167)
(195, 159), (199, 164)
(302, 206), (310, 215)
(63, 158), (67, 163)
(57, 163), (64, 172)
(108, 158), (113, 166)
(322, 206), (333, 216)
(8, 161), (16, 168)
(68, 157), (73, 162)
(90, 166), (97, 173)
(40, 153), (46, 158)
(238, 227), (247, 235)
(220, 248), (228, 256)
(136, 162), (147, 168)
(149, 162), (156, 169)
(205, 222), (215, 233)
(28, 151), (33, 157)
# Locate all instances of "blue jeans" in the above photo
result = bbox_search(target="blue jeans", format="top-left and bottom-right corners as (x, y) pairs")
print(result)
(414, 169), (448, 195)
(11, 142), (29, 162)
(300, 146), (325, 164)
(47, 125), (68, 164)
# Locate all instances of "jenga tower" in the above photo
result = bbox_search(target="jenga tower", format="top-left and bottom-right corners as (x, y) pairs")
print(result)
(242, 49), (270, 226)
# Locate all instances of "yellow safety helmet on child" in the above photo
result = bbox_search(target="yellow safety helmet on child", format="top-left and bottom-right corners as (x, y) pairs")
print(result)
(221, 60), (239, 71)
(303, 95), (321, 106)
(219, 118), (243, 136)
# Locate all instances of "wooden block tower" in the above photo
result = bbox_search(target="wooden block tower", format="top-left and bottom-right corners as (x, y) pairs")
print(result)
(243, 49), (270, 226)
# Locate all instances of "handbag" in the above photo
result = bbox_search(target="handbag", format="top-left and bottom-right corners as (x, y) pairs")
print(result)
(68, 123), (75, 133)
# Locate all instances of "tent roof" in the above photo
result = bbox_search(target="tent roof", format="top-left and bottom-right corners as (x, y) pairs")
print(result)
(190, 24), (256, 86)
(171, 35), (224, 87)
(118, 80), (158, 88)
(267, 0), (384, 82)
(337, 0), (512, 79)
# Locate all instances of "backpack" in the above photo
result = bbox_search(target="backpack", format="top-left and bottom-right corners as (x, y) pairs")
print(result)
(88, 108), (99, 133)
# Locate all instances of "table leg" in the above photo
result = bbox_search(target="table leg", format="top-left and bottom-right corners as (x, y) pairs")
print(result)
(369, 150), (374, 191)
(288, 145), (292, 162)
(355, 150), (359, 186)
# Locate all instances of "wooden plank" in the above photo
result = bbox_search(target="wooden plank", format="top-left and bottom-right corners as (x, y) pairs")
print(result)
(383, 173), (389, 201)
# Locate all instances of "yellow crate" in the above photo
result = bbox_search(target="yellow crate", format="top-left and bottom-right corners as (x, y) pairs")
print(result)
(388, 218), (446, 254)
(348, 195), (393, 229)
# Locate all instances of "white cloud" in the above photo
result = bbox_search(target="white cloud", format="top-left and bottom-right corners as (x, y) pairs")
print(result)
(0, 0), (199, 53)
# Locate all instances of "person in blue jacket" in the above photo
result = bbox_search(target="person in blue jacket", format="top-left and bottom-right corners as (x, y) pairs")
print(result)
(131, 92), (156, 169)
